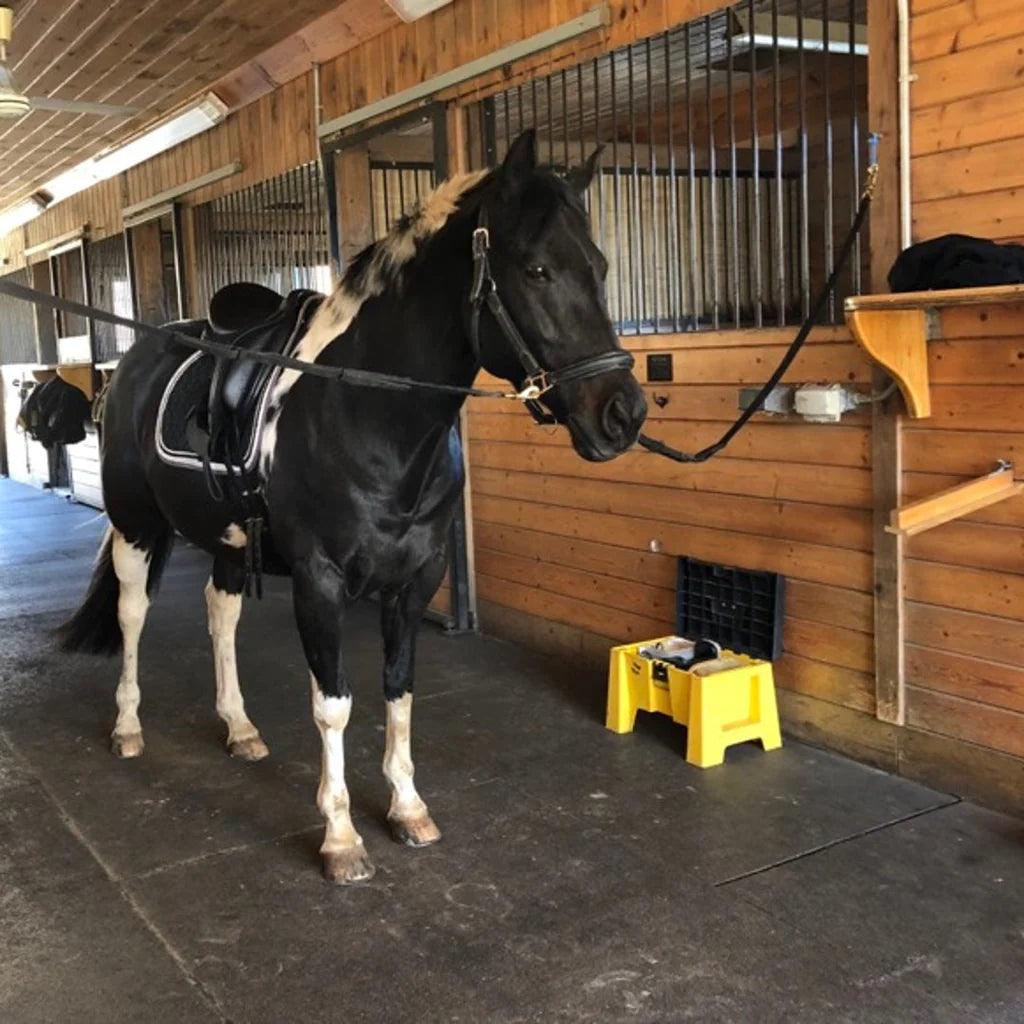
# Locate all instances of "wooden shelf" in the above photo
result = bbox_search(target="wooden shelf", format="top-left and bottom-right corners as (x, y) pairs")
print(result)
(887, 462), (1023, 538)
(56, 363), (98, 401)
(845, 285), (1024, 419)
(29, 362), (97, 400)
(845, 283), (1024, 312)
(846, 307), (931, 418)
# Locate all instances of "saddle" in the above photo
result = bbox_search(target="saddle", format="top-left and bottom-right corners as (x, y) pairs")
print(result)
(156, 283), (323, 594)
(157, 282), (323, 487)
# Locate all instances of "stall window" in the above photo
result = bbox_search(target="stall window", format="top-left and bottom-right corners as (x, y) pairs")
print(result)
(88, 235), (133, 361)
(469, 0), (868, 332)
(192, 162), (331, 311)
(48, 241), (91, 352)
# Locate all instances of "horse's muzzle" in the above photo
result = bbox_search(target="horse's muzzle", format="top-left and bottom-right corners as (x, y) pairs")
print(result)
(568, 378), (647, 462)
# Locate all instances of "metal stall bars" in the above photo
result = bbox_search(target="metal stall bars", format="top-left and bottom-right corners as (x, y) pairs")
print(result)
(468, 0), (868, 333)
(87, 235), (133, 363)
(0, 268), (37, 364)
(191, 161), (330, 315)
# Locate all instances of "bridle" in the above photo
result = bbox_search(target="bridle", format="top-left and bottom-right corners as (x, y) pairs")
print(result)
(467, 207), (635, 426)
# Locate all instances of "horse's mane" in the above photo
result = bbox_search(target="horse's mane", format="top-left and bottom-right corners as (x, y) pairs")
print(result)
(267, 168), (492, 408)
(342, 168), (491, 299)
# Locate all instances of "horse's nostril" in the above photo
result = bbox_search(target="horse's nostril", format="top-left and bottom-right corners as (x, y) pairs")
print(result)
(602, 394), (631, 440)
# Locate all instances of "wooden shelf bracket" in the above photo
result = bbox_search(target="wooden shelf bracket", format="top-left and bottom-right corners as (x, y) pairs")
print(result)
(887, 461), (1023, 538)
(846, 306), (931, 418)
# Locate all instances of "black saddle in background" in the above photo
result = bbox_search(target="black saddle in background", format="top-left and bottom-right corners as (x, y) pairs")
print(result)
(18, 376), (91, 449)
(889, 233), (1024, 292)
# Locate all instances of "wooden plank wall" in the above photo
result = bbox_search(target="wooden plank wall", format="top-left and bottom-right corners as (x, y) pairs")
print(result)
(467, 326), (878, 715)
(900, 303), (1024, 764)
(911, 0), (1024, 243)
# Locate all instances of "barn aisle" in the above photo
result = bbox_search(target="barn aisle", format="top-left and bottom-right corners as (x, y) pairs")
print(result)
(1, 477), (1022, 1023)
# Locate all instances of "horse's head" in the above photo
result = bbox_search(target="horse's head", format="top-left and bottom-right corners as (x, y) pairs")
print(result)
(473, 131), (647, 462)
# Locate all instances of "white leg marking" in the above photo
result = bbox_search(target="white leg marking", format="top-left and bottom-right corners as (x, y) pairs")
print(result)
(111, 531), (149, 758)
(204, 579), (268, 761)
(383, 694), (440, 847)
(220, 523), (248, 549)
(311, 677), (374, 883)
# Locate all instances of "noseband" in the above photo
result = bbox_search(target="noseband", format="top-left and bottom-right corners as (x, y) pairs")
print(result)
(467, 208), (634, 426)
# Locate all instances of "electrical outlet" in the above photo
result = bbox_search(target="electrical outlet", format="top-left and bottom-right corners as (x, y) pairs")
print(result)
(794, 383), (860, 423)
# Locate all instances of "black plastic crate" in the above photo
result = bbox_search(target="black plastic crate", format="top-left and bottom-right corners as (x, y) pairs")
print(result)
(676, 557), (785, 661)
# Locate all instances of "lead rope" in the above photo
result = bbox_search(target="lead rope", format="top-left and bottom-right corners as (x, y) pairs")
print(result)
(637, 142), (880, 464)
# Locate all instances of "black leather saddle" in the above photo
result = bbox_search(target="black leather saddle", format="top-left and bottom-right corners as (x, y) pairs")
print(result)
(156, 282), (323, 491)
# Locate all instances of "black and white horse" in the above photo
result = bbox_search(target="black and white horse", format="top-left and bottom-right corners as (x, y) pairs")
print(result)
(58, 132), (647, 883)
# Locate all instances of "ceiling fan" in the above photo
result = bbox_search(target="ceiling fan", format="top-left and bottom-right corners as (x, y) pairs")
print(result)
(0, 5), (139, 120)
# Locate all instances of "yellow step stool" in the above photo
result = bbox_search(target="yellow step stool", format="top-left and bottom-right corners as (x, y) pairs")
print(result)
(606, 637), (782, 768)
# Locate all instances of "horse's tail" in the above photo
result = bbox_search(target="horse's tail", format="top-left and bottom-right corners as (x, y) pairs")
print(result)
(56, 525), (174, 656)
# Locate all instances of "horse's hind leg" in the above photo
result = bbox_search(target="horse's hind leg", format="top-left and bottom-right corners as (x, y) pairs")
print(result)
(380, 555), (445, 848)
(205, 555), (269, 761)
(110, 531), (152, 758)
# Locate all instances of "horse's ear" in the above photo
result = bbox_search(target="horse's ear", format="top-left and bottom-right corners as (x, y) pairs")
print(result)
(566, 146), (603, 194)
(499, 130), (537, 191)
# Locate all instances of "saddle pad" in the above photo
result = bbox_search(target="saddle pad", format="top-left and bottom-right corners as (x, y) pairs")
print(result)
(155, 296), (317, 476)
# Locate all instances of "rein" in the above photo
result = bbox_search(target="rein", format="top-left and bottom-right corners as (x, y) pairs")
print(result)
(0, 151), (877, 465)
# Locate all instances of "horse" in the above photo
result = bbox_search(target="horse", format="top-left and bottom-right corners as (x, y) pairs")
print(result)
(57, 131), (648, 884)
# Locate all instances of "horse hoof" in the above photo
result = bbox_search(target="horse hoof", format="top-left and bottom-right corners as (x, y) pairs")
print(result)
(322, 846), (376, 885)
(229, 735), (270, 761)
(389, 813), (441, 848)
(111, 733), (144, 759)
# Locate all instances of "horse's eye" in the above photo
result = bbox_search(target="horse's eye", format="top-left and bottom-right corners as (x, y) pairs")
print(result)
(524, 265), (549, 282)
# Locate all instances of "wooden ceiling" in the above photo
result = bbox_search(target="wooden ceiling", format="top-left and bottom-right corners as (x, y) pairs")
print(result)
(0, 0), (403, 212)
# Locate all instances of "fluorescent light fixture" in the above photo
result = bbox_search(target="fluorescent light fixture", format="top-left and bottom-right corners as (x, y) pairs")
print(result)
(384, 0), (453, 22)
(731, 13), (868, 56)
(90, 93), (227, 178)
(0, 92), (228, 236)
(0, 191), (50, 235)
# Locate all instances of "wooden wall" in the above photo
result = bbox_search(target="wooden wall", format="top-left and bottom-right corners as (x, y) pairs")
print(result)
(901, 303), (1024, 764)
(467, 325), (878, 714)
(911, 0), (1024, 243)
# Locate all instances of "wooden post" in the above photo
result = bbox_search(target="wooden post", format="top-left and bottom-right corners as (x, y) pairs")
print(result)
(867, 0), (905, 724)
(872, 383), (904, 725)
(335, 146), (374, 271)
(868, 0), (901, 286)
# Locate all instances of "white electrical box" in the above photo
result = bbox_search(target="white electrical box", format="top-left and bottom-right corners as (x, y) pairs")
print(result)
(794, 384), (860, 423)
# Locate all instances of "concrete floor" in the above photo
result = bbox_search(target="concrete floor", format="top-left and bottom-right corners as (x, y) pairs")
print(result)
(1, 477), (1023, 1024)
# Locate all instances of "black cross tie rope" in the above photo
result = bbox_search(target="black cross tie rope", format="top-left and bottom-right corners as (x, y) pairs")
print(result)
(0, 279), (549, 404)
(635, 145), (880, 464)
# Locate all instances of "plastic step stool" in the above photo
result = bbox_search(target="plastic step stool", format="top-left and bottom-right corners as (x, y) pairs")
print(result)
(606, 637), (783, 768)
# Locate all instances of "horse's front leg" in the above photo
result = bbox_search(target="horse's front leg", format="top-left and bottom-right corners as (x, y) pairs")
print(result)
(380, 554), (446, 848)
(293, 556), (374, 884)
